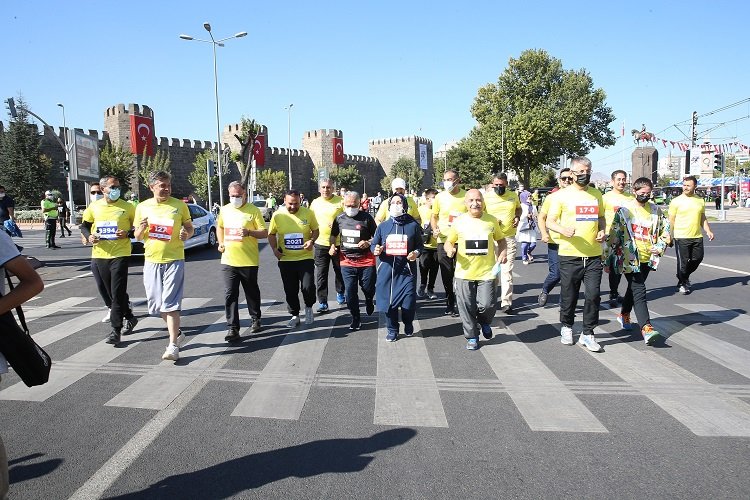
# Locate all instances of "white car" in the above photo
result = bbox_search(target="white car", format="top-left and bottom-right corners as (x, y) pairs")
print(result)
(131, 203), (217, 255)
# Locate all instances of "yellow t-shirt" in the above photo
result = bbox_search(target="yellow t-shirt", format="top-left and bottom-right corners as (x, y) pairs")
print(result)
(375, 197), (421, 224)
(624, 201), (656, 264)
(539, 190), (559, 244)
(134, 197), (192, 263)
(310, 195), (343, 246)
(432, 188), (467, 243)
(484, 189), (520, 238)
(418, 204), (437, 249)
(603, 190), (635, 233)
(446, 212), (503, 281)
(42, 199), (58, 219)
(83, 198), (135, 259)
(668, 194), (704, 239)
(217, 202), (265, 267)
(268, 206), (319, 262)
(548, 186), (604, 258)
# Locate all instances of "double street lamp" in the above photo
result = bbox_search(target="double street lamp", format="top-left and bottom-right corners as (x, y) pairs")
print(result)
(180, 23), (246, 206)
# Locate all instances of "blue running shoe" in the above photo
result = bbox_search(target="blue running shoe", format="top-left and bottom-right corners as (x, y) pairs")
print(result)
(317, 303), (329, 313)
(480, 323), (493, 339)
(336, 293), (346, 305)
(466, 338), (479, 350)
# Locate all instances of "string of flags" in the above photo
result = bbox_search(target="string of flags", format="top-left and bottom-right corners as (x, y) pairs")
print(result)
(642, 137), (749, 154)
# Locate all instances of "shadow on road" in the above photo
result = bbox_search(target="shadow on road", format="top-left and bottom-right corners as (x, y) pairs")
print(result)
(105, 428), (417, 499)
(8, 453), (63, 484)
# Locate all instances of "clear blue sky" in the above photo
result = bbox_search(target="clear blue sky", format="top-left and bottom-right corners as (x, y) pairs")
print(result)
(3, 0), (749, 176)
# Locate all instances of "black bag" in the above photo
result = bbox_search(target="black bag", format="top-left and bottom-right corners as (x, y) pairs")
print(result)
(0, 270), (52, 387)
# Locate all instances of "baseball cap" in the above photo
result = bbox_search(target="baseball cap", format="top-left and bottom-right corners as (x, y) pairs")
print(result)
(391, 178), (406, 191)
(45, 190), (52, 196)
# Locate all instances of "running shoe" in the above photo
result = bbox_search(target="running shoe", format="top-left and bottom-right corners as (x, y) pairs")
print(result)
(224, 327), (240, 342)
(102, 308), (111, 323)
(404, 323), (414, 337)
(121, 316), (138, 335)
(317, 302), (329, 313)
(349, 319), (361, 331)
(426, 289), (438, 300)
(466, 338), (479, 350)
(538, 291), (548, 306)
(287, 315), (300, 328)
(251, 318), (262, 333)
(642, 324), (662, 346)
(161, 344), (179, 361)
(417, 286), (426, 298)
(304, 307), (314, 325)
(105, 329), (121, 345)
(480, 323), (493, 340)
(678, 285), (688, 295)
(560, 326), (574, 345)
(336, 293), (346, 305)
(616, 313), (633, 331)
(365, 298), (375, 316)
(385, 331), (397, 342)
(578, 334), (602, 352)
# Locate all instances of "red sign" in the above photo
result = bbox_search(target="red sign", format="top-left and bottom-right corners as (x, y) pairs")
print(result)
(253, 134), (266, 167)
(333, 137), (344, 165)
(129, 115), (155, 156)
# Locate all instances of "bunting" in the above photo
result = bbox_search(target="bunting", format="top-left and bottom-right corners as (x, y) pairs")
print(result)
(633, 135), (748, 154)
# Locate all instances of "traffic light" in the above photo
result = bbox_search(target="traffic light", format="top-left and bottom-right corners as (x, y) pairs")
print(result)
(63, 160), (70, 173)
(5, 97), (17, 118)
(713, 154), (724, 173)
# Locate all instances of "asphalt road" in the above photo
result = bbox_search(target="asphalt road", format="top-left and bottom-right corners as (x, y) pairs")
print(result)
(1, 224), (749, 499)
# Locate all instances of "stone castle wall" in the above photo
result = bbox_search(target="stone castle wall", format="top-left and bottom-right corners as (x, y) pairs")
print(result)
(368, 136), (434, 191)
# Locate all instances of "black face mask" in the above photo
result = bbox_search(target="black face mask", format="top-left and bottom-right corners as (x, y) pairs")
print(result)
(575, 173), (590, 186)
(494, 185), (506, 196)
(636, 194), (651, 203)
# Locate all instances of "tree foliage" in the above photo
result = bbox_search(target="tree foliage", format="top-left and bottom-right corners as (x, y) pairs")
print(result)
(470, 49), (616, 187)
(380, 157), (424, 193)
(0, 95), (52, 206)
(188, 149), (216, 201)
(138, 148), (171, 186)
(256, 170), (287, 200)
(330, 165), (362, 191)
(99, 142), (136, 193)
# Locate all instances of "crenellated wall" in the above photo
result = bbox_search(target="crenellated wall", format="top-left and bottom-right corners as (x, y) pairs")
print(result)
(368, 135), (434, 191)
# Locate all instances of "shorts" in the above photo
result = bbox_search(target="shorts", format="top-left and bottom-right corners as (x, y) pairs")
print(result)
(143, 260), (185, 316)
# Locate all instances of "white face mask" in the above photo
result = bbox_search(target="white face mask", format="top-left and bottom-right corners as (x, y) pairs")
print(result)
(230, 196), (244, 208)
(91, 193), (104, 202)
(0, 193), (5, 199)
(443, 180), (454, 191)
(389, 204), (404, 218)
(344, 207), (359, 217)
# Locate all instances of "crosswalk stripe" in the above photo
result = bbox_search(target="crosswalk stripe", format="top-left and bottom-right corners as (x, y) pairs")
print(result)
(24, 297), (93, 321)
(535, 306), (750, 437)
(105, 302), (277, 410)
(0, 298), (211, 402)
(32, 309), (108, 347)
(482, 320), (608, 433)
(231, 314), (337, 420)
(674, 304), (750, 334)
(374, 317), (448, 428)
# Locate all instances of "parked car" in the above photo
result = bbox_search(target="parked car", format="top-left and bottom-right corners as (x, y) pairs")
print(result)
(253, 199), (274, 222)
(131, 203), (217, 255)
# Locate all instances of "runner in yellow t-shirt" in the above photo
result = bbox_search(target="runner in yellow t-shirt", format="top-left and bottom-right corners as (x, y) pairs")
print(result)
(485, 172), (522, 313)
(667, 175), (715, 294)
(309, 179), (345, 311)
(445, 189), (507, 350)
(134, 171), (194, 361)
(431, 169), (467, 316)
(545, 157), (606, 352)
(268, 190), (320, 327)
(217, 181), (268, 341)
(417, 188), (439, 299)
(602, 169), (634, 306)
(80, 175), (138, 345)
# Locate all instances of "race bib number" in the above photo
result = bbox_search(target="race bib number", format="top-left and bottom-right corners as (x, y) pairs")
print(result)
(631, 222), (651, 241)
(96, 221), (119, 240)
(284, 232), (304, 250)
(385, 234), (408, 256)
(464, 234), (489, 255)
(342, 229), (363, 249)
(224, 227), (244, 242)
(575, 204), (599, 222)
(447, 211), (462, 227)
(148, 217), (175, 241)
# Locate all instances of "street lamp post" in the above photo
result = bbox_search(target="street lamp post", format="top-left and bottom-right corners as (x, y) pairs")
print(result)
(285, 104), (293, 190)
(57, 103), (75, 225)
(180, 24), (247, 206)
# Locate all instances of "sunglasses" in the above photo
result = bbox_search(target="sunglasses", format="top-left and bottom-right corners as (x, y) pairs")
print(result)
(560, 177), (573, 182)
(91, 190), (102, 194)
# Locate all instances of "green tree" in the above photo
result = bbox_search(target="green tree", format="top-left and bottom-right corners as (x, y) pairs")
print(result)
(99, 142), (136, 192)
(656, 173), (675, 187)
(470, 49), (616, 186)
(330, 165), (362, 191)
(188, 149), (216, 201)
(0, 95), (52, 206)
(256, 170), (287, 199)
(138, 148), (171, 186)
(380, 157), (424, 193)
(529, 166), (558, 188)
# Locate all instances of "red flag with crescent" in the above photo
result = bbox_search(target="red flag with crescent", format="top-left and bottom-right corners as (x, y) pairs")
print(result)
(333, 137), (344, 165)
(129, 115), (155, 156)
(253, 134), (266, 166)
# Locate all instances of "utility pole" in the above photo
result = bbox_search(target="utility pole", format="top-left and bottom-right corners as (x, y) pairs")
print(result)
(686, 111), (698, 176)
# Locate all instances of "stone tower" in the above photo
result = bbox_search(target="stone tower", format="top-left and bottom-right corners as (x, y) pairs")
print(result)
(368, 136), (434, 190)
(103, 103), (155, 151)
(631, 147), (658, 184)
(302, 129), (343, 174)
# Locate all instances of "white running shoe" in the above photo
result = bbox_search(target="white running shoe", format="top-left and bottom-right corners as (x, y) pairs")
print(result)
(287, 315), (300, 328)
(304, 307), (314, 325)
(102, 308), (111, 323)
(560, 326), (574, 345)
(161, 344), (179, 361)
(578, 333), (602, 352)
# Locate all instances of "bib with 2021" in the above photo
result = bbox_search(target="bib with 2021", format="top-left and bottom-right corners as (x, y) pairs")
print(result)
(96, 221), (119, 240)
(284, 232), (304, 250)
(464, 234), (489, 255)
(148, 217), (175, 241)
(385, 234), (408, 256)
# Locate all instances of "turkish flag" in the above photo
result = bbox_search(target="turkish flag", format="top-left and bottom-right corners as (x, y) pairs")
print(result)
(333, 137), (344, 165)
(253, 134), (266, 167)
(130, 115), (155, 156)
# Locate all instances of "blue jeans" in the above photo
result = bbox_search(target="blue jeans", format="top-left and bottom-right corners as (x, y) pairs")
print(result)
(542, 243), (560, 293)
(340, 265), (376, 321)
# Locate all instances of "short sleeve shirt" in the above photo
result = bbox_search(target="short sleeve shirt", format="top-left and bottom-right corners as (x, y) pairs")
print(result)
(668, 194), (705, 239)
(268, 206), (319, 262)
(0, 230), (21, 296)
(134, 197), (192, 263)
(484, 189), (520, 238)
(432, 189), (467, 243)
(375, 197), (421, 223)
(217, 202), (265, 267)
(446, 212), (503, 281)
(310, 195), (343, 246)
(548, 186), (604, 258)
(539, 190), (560, 244)
(82, 198), (136, 259)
